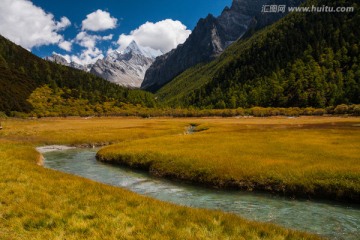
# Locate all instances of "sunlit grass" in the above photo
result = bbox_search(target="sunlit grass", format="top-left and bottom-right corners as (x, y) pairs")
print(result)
(0, 117), (323, 239)
(97, 117), (360, 202)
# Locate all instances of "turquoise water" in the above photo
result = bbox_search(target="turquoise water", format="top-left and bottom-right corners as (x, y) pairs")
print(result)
(43, 148), (360, 240)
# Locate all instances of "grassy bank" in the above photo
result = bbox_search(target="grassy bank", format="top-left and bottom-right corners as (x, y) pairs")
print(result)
(0, 117), (322, 239)
(97, 117), (360, 203)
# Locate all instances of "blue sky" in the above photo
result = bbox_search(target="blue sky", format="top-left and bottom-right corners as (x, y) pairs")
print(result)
(0, 0), (232, 64)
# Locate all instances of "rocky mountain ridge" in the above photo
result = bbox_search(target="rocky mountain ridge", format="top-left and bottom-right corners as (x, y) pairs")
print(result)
(141, 0), (304, 92)
(141, 0), (271, 91)
(90, 41), (162, 88)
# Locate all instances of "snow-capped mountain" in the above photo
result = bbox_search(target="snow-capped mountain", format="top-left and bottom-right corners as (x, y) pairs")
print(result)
(44, 54), (92, 72)
(90, 41), (162, 88)
(45, 41), (162, 88)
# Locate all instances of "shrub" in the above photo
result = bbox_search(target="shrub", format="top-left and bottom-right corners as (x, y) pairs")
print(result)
(334, 104), (349, 114)
(352, 105), (360, 116)
(0, 111), (7, 118)
(325, 106), (335, 114)
(304, 107), (315, 115)
(313, 109), (326, 116)
(235, 108), (245, 116)
(250, 107), (270, 117)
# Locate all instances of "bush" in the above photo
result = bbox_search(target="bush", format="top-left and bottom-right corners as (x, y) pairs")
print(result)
(250, 107), (271, 117)
(285, 108), (301, 117)
(10, 111), (29, 119)
(334, 104), (349, 114)
(235, 108), (245, 116)
(303, 107), (315, 115)
(0, 111), (7, 118)
(325, 106), (335, 114)
(352, 105), (360, 116)
(313, 109), (326, 116)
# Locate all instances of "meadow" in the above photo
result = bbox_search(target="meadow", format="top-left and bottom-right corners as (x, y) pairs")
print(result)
(0, 117), (323, 239)
(97, 117), (360, 203)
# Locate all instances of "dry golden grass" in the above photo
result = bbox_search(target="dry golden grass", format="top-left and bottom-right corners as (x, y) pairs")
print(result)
(0, 117), (324, 239)
(97, 116), (360, 202)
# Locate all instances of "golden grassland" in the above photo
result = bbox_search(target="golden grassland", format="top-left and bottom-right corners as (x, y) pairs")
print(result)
(97, 117), (360, 202)
(0, 117), (323, 239)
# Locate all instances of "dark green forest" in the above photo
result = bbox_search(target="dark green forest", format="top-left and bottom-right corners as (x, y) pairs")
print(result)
(0, 35), (156, 114)
(157, 0), (360, 109)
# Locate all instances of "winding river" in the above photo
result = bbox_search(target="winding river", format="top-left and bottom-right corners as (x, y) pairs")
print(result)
(42, 148), (360, 240)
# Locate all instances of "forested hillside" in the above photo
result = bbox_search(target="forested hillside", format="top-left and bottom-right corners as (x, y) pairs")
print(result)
(0, 35), (155, 114)
(157, 0), (360, 109)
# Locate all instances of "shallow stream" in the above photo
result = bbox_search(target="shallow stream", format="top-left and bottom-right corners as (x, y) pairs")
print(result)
(42, 148), (359, 240)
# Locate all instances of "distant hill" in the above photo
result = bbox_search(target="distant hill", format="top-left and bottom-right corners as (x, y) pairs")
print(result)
(0, 35), (155, 114)
(156, 0), (360, 108)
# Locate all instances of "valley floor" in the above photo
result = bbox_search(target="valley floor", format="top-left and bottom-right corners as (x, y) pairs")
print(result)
(97, 116), (360, 203)
(1, 116), (358, 239)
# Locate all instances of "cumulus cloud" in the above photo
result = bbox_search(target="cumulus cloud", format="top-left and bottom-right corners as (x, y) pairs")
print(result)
(117, 19), (191, 53)
(102, 34), (114, 41)
(54, 48), (104, 66)
(63, 32), (113, 65)
(58, 40), (72, 52)
(75, 31), (113, 49)
(0, 0), (71, 50)
(71, 47), (104, 65)
(82, 10), (117, 31)
(56, 17), (71, 31)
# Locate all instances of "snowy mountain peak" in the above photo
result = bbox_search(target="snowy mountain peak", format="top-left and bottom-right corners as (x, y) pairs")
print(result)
(124, 40), (142, 55)
(91, 42), (163, 88)
(122, 41), (162, 59)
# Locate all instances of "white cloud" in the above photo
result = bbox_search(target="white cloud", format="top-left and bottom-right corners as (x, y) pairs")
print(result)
(117, 19), (191, 53)
(56, 17), (71, 31)
(63, 32), (113, 65)
(71, 47), (104, 65)
(59, 40), (72, 52)
(75, 31), (98, 49)
(0, 0), (71, 50)
(75, 32), (113, 49)
(82, 10), (117, 31)
(54, 48), (103, 66)
(102, 34), (114, 41)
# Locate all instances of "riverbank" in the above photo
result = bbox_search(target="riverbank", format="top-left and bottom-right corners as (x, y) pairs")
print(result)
(0, 117), (323, 239)
(44, 148), (360, 239)
(96, 117), (360, 203)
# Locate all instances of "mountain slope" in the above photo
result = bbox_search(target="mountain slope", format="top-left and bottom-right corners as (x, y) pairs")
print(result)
(91, 41), (162, 88)
(156, 0), (360, 108)
(0, 35), (155, 114)
(141, 0), (303, 92)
